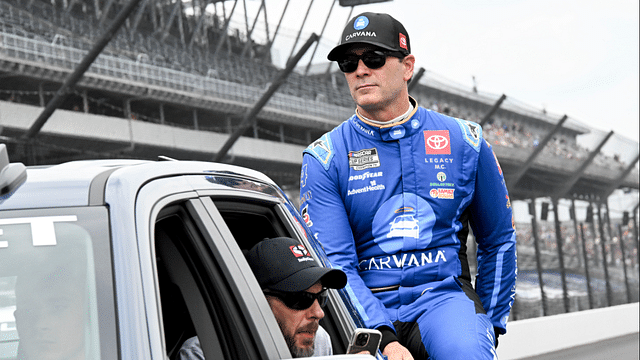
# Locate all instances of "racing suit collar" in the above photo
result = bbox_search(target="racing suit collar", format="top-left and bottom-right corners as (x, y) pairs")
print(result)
(351, 97), (420, 141)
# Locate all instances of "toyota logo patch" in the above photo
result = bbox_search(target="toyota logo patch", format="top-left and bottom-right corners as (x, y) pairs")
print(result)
(424, 130), (451, 154)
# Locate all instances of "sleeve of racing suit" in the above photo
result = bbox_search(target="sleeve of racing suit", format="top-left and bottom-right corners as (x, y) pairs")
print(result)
(300, 153), (399, 346)
(468, 139), (517, 336)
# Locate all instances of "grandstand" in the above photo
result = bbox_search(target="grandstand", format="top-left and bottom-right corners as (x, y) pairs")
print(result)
(1, 0), (638, 321)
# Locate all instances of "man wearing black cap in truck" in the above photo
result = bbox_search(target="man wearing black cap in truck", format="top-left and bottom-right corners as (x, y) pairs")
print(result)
(300, 12), (517, 360)
(179, 237), (348, 359)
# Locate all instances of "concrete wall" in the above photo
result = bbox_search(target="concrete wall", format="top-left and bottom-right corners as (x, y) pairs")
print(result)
(0, 100), (305, 164)
(497, 302), (639, 359)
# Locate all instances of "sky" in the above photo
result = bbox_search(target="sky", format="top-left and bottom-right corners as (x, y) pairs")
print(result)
(216, 0), (639, 154)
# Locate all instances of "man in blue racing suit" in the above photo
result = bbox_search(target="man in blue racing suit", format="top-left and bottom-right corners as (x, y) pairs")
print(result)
(300, 12), (517, 360)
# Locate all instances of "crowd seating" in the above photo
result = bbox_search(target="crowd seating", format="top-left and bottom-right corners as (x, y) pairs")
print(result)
(423, 98), (628, 171)
(512, 219), (639, 319)
(0, 0), (633, 169)
(482, 119), (627, 170)
(0, 0), (353, 106)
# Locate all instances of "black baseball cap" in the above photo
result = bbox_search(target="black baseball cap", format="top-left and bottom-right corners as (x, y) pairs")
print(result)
(247, 237), (347, 292)
(328, 12), (410, 61)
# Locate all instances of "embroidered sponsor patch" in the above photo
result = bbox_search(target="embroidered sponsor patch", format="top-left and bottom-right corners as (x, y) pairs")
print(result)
(290, 244), (314, 262)
(424, 130), (451, 155)
(347, 181), (385, 196)
(300, 164), (308, 188)
(358, 249), (448, 271)
(349, 148), (381, 170)
(290, 244), (309, 257)
(348, 171), (383, 182)
(300, 190), (312, 205)
(353, 118), (375, 137)
(301, 204), (313, 227)
(429, 188), (455, 199)
(399, 33), (408, 50)
(430, 181), (455, 187)
(304, 133), (334, 171)
(456, 119), (482, 152)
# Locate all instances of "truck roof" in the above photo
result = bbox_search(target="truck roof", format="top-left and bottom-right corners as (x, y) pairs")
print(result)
(0, 159), (276, 210)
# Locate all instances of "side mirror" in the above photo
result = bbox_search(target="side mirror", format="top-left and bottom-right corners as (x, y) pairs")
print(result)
(0, 144), (27, 197)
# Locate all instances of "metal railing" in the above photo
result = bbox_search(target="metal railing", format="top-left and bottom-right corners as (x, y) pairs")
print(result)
(505, 199), (639, 321)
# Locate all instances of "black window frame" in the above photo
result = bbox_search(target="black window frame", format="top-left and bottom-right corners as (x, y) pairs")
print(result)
(155, 201), (260, 360)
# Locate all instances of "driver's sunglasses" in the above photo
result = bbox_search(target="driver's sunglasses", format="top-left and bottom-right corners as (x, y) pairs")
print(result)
(264, 288), (329, 310)
(337, 50), (406, 73)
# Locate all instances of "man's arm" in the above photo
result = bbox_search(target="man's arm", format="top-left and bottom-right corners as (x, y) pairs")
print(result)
(177, 336), (204, 360)
(468, 140), (517, 337)
(301, 152), (399, 346)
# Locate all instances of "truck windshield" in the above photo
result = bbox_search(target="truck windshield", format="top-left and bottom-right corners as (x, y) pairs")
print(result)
(0, 207), (113, 360)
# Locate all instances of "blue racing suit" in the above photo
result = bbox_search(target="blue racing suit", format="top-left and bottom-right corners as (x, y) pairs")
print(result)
(300, 100), (517, 359)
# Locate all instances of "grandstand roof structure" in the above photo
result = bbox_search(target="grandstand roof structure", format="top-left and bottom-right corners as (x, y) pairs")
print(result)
(0, 0), (637, 201)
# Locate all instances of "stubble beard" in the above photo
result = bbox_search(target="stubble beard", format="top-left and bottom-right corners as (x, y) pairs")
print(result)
(278, 319), (317, 358)
(287, 336), (315, 358)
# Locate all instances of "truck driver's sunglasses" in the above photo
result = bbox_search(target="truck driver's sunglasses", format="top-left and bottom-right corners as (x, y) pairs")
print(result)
(264, 288), (328, 310)
(337, 50), (405, 73)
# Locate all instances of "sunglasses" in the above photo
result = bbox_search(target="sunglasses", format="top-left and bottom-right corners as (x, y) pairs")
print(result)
(337, 50), (405, 73)
(264, 288), (329, 310)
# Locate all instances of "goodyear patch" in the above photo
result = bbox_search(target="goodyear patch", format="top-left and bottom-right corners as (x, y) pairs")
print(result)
(455, 119), (482, 152)
(304, 133), (334, 171)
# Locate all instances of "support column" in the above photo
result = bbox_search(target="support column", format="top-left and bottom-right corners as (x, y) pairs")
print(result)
(530, 199), (548, 316)
(159, 103), (165, 125)
(226, 116), (232, 134)
(286, 0), (314, 63)
(596, 202), (612, 306)
(38, 83), (46, 107)
(571, 199), (582, 268)
(192, 109), (199, 130)
(617, 224), (632, 303)
(579, 223), (594, 309)
(588, 202), (600, 267)
(552, 198), (570, 313)
(82, 90), (89, 113)
(605, 200), (615, 263)
(124, 99), (131, 119)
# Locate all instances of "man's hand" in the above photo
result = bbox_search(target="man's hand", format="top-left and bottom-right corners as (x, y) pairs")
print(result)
(382, 341), (414, 360)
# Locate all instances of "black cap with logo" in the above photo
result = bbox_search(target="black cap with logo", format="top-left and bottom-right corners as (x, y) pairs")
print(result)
(247, 237), (347, 292)
(328, 12), (410, 61)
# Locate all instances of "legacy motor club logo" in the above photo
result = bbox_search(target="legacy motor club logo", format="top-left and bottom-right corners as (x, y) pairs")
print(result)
(424, 130), (451, 155)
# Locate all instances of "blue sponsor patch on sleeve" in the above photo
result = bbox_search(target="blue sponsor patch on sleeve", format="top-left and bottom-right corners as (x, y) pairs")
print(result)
(304, 133), (334, 170)
(455, 119), (482, 153)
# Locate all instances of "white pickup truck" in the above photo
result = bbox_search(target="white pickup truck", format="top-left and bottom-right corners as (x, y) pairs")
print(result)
(0, 144), (375, 360)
